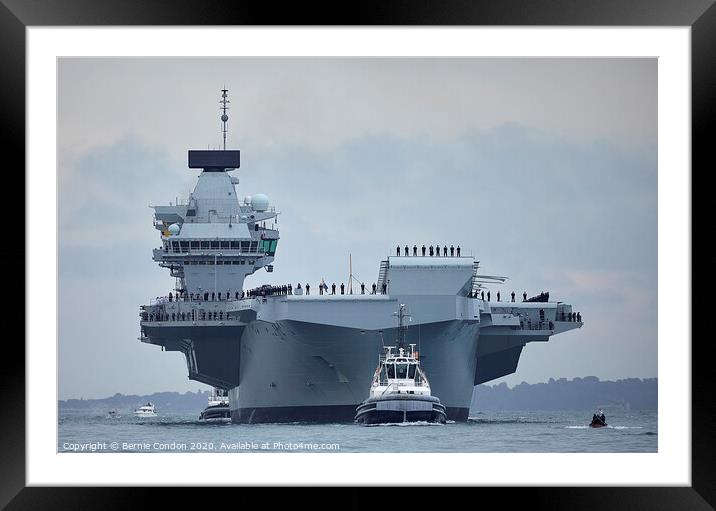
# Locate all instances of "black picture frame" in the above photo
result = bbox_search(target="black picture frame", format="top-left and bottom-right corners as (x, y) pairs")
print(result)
(4, 0), (709, 507)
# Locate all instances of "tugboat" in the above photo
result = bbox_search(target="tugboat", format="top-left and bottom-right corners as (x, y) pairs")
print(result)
(589, 409), (607, 428)
(355, 305), (447, 425)
(133, 402), (158, 417)
(199, 388), (231, 423)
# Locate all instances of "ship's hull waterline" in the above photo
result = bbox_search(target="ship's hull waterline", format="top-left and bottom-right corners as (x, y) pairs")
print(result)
(355, 394), (447, 425)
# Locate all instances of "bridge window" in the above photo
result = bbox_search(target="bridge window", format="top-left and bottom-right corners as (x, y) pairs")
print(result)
(201, 240), (210, 249)
(230, 241), (240, 249)
(250, 241), (258, 252)
(396, 363), (408, 379)
(172, 241), (179, 251)
(221, 241), (230, 249)
(387, 364), (395, 379)
(241, 241), (251, 251)
(408, 364), (417, 379)
(190, 241), (200, 249)
(210, 241), (220, 249)
(259, 239), (279, 256)
(180, 241), (189, 250)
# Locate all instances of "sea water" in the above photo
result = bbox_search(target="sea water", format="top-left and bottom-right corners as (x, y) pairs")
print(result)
(58, 409), (657, 453)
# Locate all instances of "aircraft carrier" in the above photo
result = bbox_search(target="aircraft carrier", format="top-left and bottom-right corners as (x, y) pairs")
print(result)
(138, 90), (584, 423)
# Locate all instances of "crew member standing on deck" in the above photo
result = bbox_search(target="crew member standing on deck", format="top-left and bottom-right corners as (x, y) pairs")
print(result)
(413, 245), (418, 256)
(422, 245), (426, 256)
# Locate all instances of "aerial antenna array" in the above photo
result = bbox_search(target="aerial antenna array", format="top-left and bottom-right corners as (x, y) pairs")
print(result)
(393, 304), (412, 349)
(220, 88), (230, 150)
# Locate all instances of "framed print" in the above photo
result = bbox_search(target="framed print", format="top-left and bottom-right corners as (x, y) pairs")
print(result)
(4, 0), (710, 507)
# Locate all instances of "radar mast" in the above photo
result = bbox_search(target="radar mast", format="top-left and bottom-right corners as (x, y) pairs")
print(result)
(393, 304), (411, 349)
(220, 88), (230, 150)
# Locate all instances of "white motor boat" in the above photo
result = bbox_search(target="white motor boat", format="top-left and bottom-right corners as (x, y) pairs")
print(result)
(134, 402), (158, 417)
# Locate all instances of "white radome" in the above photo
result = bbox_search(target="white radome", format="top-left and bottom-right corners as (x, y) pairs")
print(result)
(168, 223), (181, 235)
(243, 195), (252, 205)
(251, 193), (269, 212)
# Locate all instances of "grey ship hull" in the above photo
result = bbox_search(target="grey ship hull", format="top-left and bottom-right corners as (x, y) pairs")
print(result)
(141, 259), (583, 424)
(231, 319), (479, 423)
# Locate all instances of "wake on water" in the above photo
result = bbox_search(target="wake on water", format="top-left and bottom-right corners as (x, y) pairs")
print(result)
(468, 417), (560, 424)
(364, 421), (447, 427)
(564, 425), (644, 429)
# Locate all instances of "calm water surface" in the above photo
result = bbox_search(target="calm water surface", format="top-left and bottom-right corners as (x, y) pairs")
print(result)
(59, 409), (657, 453)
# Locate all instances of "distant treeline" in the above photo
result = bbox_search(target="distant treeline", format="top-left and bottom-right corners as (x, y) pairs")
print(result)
(471, 377), (657, 412)
(60, 377), (658, 414)
(60, 390), (210, 413)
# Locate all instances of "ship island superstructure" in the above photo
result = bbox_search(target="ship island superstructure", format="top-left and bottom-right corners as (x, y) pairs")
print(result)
(139, 90), (584, 423)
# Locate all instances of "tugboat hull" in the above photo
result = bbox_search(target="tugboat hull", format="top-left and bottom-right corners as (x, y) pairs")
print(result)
(355, 394), (447, 425)
(199, 404), (231, 423)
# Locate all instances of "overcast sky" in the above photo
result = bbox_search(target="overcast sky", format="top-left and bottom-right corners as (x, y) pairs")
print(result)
(58, 58), (657, 400)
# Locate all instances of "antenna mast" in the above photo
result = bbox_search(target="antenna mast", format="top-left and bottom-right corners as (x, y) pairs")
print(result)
(220, 88), (230, 150)
(348, 254), (353, 294)
(395, 304), (411, 349)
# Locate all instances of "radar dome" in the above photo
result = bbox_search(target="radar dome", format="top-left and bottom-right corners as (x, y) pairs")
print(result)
(168, 223), (181, 235)
(243, 195), (252, 205)
(251, 194), (269, 212)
